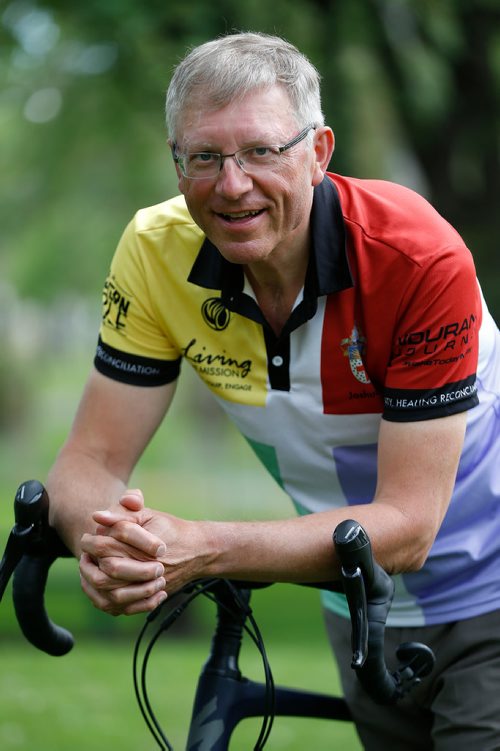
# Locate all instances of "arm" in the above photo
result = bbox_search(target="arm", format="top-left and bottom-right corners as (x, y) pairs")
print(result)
(84, 411), (466, 611)
(47, 368), (176, 609)
(172, 411), (466, 579)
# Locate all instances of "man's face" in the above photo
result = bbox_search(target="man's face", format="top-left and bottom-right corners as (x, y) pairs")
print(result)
(173, 86), (326, 267)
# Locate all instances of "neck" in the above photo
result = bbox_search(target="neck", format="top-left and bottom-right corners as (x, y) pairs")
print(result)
(245, 244), (309, 336)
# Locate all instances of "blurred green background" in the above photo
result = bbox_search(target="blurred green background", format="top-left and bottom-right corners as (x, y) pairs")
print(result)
(0, 0), (499, 748)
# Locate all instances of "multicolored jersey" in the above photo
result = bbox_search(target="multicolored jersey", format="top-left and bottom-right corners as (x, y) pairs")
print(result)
(95, 174), (500, 627)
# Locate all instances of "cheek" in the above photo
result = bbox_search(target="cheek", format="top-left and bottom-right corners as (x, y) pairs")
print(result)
(179, 182), (207, 218)
(178, 174), (192, 197)
(278, 176), (312, 225)
(272, 174), (298, 206)
(175, 165), (186, 194)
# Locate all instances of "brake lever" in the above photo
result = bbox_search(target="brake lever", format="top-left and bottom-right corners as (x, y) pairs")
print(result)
(333, 519), (435, 704)
(337, 564), (368, 668)
(0, 480), (49, 601)
(333, 520), (379, 668)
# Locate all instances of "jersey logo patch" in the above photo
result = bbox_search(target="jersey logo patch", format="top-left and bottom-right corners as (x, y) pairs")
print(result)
(102, 274), (132, 333)
(202, 297), (231, 331)
(340, 325), (371, 384)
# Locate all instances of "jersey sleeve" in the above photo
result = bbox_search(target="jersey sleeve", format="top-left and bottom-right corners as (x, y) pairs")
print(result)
(94, 215), (182, 386)
(383, 244), (481, 421)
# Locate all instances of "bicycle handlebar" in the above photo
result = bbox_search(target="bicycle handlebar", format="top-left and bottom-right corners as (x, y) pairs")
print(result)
(334, 519), (435, 704)
(0, 480), (74, 656)
(0, 481), (435, 702)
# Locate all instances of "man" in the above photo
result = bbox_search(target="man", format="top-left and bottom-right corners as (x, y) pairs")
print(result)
(47, 32), (500, 749)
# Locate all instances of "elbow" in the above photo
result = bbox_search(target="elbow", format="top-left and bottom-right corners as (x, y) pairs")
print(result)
(385, 521), (437, 574)
(403, 549), (429, 573)
(398, 531), (435, 573)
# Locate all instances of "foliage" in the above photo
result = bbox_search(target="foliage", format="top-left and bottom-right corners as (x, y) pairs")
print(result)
(0, 0), (499, 313)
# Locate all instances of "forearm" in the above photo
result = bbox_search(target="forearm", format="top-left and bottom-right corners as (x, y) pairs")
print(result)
(47, 445), (128, 557)
(199, 414), (465, 585)
(77, 416), (463, 614)
(178, 499), (426, 586)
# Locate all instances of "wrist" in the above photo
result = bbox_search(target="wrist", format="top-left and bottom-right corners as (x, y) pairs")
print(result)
(199, 520), (239, 578)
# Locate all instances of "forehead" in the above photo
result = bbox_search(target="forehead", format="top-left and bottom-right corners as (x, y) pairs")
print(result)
(176, 86), (297, 148)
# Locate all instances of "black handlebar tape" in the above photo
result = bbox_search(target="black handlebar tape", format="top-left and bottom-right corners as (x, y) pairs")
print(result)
(13, 553), (74, 656)
(356, 599), (400, 704)
(0, 533), (25, 602)
(334, 520), (401, 704)
(10, 480), (74, 656)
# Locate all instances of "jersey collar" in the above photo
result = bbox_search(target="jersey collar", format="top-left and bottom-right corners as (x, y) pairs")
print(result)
(187, 175), (353, 332)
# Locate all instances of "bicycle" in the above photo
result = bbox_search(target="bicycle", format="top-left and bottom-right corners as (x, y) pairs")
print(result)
(0, 480), (435, 750)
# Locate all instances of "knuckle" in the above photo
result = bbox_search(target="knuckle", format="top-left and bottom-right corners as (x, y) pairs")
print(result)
(106, 588), (123, 605)
(98, 557), (120, 578)
(80, 533), (91, 548)
(82, 536), (110, 558)
(113, 520), (133, 542)
(81, 563), (113, 590)
(101, 601), (120, 616)
(96, 571), (112, 588)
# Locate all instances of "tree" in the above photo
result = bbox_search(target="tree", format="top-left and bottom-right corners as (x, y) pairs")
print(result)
(1, 0), (498, 315)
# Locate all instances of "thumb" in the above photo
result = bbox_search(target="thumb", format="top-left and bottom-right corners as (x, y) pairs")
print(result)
(119, 488), (145, 512)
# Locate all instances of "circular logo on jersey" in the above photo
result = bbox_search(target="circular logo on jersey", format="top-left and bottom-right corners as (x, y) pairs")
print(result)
(201, 297), (231, 331)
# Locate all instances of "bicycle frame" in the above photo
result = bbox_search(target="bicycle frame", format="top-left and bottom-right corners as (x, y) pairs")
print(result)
(134, 579), (352, 750)
(184, 583), (351, 751)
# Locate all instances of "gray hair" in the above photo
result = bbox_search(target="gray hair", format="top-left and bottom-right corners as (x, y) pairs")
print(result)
(165, 32), (324, 141)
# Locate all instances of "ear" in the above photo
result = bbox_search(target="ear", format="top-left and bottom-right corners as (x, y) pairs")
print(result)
(311, 127), (335, 186)
(167, 137), (185, 190)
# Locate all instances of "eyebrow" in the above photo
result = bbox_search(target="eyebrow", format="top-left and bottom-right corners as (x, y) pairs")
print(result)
(180, 130), (288, 153)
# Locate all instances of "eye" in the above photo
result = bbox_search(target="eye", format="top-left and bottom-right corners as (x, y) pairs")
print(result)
(249, 146), (276, 158)
(253, 146), (272, 157)
(240, 146), (281, 166)
(189, 152), (218, 164)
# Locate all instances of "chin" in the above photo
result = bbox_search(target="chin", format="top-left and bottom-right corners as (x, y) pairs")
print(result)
(217, 243), (272, 265)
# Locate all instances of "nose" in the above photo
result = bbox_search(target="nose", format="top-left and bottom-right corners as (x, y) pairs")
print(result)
(214, 155), (253, 198)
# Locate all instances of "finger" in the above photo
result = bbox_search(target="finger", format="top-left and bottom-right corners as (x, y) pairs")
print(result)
(92, 492), (147, 528)
(106, 577), (166, 606)
(94, 520), (167, 558)
(92, 508), (141, 528)
(80, 530), (158, 562)
(79, 551), (134, 591)
(81, 532), (138, 562)
(97, 554), (165, 584)
(120, 591), (168, 616)
(80, 571), (167, 616)
(80, 552), (165, 592)
(111, 591), (168, 616)
(119, 489), (144, 512)
(93, 521), (146, 540)
(118, 589), (168, 616)
(79, 558), (166, 607)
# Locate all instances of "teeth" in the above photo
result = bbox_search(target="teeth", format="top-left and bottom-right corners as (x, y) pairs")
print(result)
(223, 210), (260, 219)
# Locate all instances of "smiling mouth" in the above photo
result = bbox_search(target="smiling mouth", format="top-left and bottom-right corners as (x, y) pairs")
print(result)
(218, 209), (264, 222)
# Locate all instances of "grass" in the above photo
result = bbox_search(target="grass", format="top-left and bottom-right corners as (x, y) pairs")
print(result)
(0, 542), (362, 750)
(0, 634), (362, 750)
(0, 569), (363, 749)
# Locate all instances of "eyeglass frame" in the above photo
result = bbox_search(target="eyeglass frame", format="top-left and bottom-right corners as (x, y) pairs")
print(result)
(171, 123), (317, 180)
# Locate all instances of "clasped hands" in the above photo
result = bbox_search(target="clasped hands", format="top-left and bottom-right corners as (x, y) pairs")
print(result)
(79, 490), (209, 616)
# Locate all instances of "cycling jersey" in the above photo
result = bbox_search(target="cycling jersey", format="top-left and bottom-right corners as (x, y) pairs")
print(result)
(95, 173), (500, 627)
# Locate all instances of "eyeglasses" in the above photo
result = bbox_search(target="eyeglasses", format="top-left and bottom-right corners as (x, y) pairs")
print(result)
(172, 124), (316, 180)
